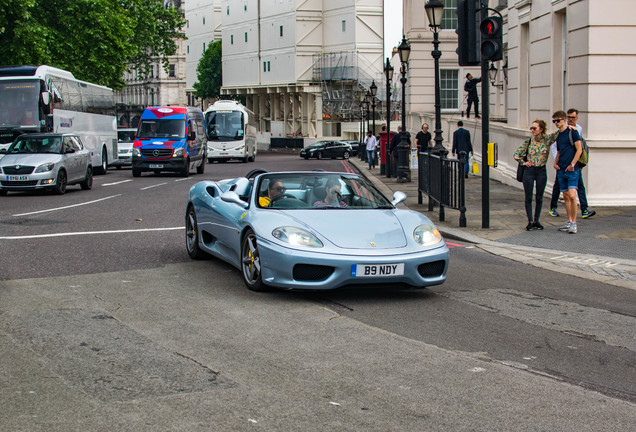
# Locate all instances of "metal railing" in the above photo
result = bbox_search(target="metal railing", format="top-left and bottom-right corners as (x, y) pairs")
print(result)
(417, 151), (467, 227)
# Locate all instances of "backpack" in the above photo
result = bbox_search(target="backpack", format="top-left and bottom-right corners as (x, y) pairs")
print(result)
(568, 129), (589, 168)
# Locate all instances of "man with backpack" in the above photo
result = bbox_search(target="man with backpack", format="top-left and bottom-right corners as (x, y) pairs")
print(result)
(552, 110), (583, 234)
(548, 108), (596, 219)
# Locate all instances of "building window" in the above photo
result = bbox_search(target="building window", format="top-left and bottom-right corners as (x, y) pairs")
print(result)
(263, 61), (270, 72)
(226, 6), (229, 15)
(244, 0), (247, 11)
(203, 42), (205, 51)
(342, 20), (346, 32)
(203, 17), (205, 25)
(267, 61), (270, 72)
(231, 34), (233, 44)
(187, 45), (189, 54)
(441, 0), (458, 30)
(169, 64), (176, 78)
(245, 32), (248, 42)
(440, 69), (459, 109)
(280, 25), (283, 37)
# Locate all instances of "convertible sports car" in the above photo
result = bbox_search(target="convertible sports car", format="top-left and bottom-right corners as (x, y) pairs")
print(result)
(185, 169), (449, 291)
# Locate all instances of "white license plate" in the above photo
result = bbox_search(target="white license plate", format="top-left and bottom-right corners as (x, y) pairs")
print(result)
(352, 263), (404, 277)
(6, 175), (28, 181)
(148, 164), (163, 169)
(219, 152), (228, 156)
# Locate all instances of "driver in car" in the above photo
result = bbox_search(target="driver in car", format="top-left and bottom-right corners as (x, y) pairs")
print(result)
(259, 179), (286, 207)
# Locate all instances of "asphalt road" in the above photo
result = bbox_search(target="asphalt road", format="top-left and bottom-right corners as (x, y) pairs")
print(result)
(1, 152), (635, 431)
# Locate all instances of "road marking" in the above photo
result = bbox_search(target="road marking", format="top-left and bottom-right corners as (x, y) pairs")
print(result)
(141, 182), (167, 190)
(12, 195), (122, 217)
(175, 177), (196, 182)
(446, 242), (465, 248)
(102, 180), (133, 186)
(0, 226), (183, 240)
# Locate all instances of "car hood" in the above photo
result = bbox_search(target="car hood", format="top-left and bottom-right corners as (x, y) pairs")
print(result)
(0, 153), (62, 167)
(285, 210), (407, 249)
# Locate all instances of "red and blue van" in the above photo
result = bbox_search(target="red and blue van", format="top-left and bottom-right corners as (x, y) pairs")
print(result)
(132, 106), (207, 177)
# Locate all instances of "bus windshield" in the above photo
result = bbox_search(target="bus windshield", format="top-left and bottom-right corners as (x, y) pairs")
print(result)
(137, 119), (186, 139)
(0, 79), (40, 127)
(205, 110), (244, 141)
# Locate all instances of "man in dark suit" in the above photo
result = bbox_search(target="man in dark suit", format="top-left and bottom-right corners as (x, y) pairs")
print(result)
(452, 121), (473, 178)
(464, 73), (481, 118)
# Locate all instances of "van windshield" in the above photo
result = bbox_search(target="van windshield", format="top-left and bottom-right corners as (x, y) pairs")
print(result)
(137, 119), (185, 139)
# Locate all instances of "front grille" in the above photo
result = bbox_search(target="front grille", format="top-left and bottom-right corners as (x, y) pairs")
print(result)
(417, 260), (446, 278)
(140, 148), (173, 159)
(293, 264), (334, 281)
(1, 180), (38, 187)
(3, 166), (35, 174)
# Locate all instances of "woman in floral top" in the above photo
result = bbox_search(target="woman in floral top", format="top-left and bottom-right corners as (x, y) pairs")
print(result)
(514, 119), (554, 231)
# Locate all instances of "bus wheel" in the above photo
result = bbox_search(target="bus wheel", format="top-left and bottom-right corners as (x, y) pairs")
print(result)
(95, 147), (108, 175)
(197, 157), (205, 174)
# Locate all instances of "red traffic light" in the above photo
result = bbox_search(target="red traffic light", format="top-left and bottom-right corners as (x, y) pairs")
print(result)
(480, 17), (500, 36)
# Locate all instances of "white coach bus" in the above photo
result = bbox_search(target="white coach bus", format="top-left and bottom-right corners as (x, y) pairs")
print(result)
(0, 65), (117, 173)
(204, 100), (257, 163)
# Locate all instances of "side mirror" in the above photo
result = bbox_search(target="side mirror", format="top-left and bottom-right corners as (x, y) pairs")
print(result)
(391, 191), (407, 206)
(220, 191), (249, 209)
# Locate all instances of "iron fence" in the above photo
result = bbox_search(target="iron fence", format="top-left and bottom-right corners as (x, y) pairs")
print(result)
(418, 151), (467, 227)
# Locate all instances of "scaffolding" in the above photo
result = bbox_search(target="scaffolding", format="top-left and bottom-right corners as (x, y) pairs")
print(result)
(312, 51), (401, 125)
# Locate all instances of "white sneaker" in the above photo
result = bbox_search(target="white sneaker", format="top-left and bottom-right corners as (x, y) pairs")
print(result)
(558, 222), (571, 231)
(568, 223), (578, 234)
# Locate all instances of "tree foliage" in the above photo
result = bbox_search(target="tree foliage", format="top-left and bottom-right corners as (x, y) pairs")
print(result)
(193, 40), (222, 100)
(0, 0), (184, 90)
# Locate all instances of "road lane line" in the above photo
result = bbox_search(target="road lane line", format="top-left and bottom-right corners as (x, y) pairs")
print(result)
(102, 180), (133, 186)
(141, 182), (167, 190)
(0, 226), (183, 240)
(175, 177), (196, 182)
(12, 195), (122, 217)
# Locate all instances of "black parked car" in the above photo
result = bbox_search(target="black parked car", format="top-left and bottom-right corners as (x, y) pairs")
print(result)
(300, 141), (353, 160)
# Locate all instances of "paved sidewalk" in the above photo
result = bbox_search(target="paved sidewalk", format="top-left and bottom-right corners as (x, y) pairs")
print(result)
(348, 157), (636, 290)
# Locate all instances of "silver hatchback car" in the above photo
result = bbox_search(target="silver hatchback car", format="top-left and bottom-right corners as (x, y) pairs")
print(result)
(0, 133), (93, 195)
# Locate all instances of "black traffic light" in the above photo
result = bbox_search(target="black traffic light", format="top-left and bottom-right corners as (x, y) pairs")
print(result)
(456, 0), (480, 66)
(480, 16), (503, 61)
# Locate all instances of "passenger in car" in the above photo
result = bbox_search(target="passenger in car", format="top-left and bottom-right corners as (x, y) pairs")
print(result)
(313, 177), (347, 207)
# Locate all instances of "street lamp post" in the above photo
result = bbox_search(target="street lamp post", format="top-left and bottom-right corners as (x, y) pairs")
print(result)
(397, 36), (411, 183)
(370, 80), (377, 136)
(384, 59), (394, 178)
(359, 100), (365, 160)
(361, 96), (370, 162)
(425, 0), (446, 157)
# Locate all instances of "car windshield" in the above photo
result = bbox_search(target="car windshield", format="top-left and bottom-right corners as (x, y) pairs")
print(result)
(7, 136), (63, 154)
(137, 119), (185, 139)
(256, 173), (394, 209)
(118, 130), (136, 142)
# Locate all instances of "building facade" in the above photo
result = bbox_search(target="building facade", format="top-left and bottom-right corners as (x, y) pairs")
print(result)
(404, 0), (636, 205)
(116, 1), (187, 128)
(185, 0), (222, 107)
(220, 0), (385, 139)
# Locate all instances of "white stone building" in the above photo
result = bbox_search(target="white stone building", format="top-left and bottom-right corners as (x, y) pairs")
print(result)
(404, 0), (636, 205)
(219, 0), (385, 140)
(185, 0), (222, 107)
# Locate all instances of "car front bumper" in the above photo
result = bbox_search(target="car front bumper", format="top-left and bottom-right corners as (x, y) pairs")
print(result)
(256, 236), (449, 290)
(132, 156), (186, 172)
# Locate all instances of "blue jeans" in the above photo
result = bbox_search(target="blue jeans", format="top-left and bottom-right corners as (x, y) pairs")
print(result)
(557, 167), (580, 191)
(550, 168), (588, 211)
(367, 150), (375, 168)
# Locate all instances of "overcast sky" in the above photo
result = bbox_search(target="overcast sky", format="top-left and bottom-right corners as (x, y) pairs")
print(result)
(384, 0), (404, 59)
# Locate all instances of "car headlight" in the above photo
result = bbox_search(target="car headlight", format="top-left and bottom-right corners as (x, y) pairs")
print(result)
(413, 224), (442, 246)
(272, 226), (323, 248)
(133, 148), (141, 157)
(173, 148), (184, 157)
(34, 162), (55, 173)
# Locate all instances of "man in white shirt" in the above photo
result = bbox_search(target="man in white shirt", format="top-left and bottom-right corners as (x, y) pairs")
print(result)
(364, 130), (378, 169)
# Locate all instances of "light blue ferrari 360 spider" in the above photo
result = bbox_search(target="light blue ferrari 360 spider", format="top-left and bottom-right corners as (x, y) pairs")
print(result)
(185, 169), (449, 291)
